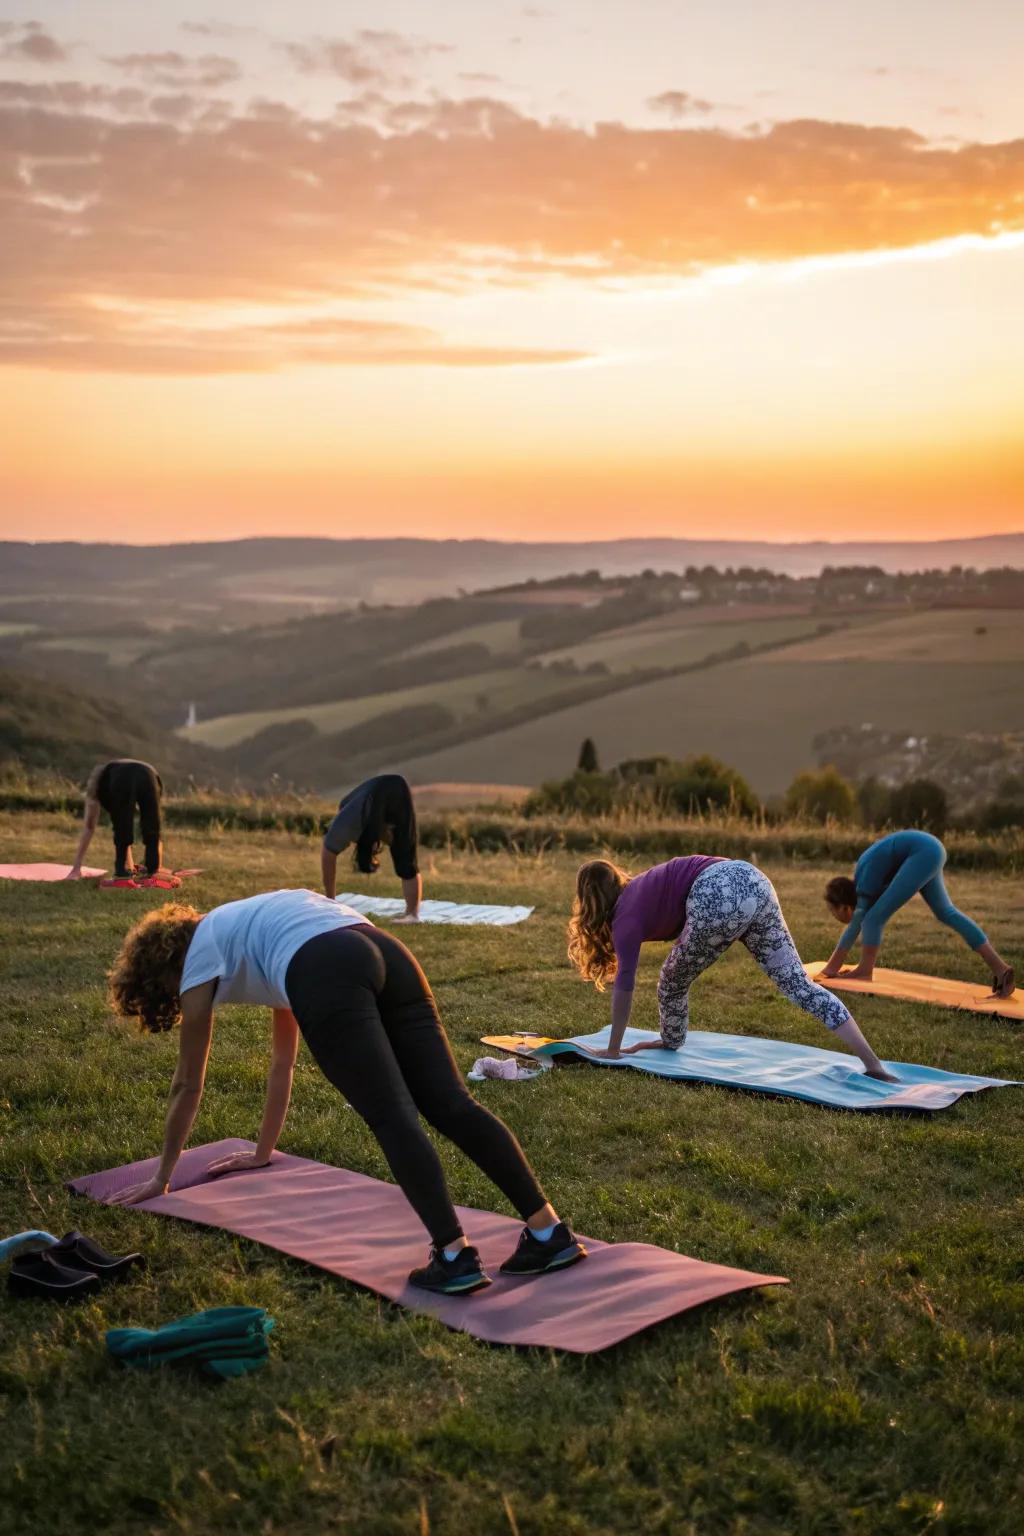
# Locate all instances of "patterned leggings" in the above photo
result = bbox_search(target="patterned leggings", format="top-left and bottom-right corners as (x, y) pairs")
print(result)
(658, 860), (853, 1048)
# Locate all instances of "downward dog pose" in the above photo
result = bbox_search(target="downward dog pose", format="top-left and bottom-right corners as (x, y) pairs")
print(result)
(568, 857), (898, 1080)
(821, 829), (1014, 996)
(321, 774), (421, 920)
(67, 759), (168, 885)
(106, 889), (585, 1293)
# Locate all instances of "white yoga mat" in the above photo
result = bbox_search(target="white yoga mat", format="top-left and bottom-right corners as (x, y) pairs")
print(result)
(336, 894), (534, 926)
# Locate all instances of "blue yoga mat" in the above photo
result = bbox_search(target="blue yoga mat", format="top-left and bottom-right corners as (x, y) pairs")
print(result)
(484, 1028), (1019, 1113)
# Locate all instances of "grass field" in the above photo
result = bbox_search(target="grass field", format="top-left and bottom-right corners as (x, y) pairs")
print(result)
(2, 809), (1022, 1535)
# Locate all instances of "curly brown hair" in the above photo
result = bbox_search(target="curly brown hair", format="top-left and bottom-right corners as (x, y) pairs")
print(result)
(107, 903), (202, 1033)
(824, 875), (857, 911)
(566, 859), (631, 991)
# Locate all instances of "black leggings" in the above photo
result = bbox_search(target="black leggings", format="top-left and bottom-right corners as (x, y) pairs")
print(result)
(101, 763), (162, 876)
(285, 925), (546, 1248)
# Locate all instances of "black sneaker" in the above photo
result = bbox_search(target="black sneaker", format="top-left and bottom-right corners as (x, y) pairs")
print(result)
(51, 1230), (143, 1283)
(408, 1244), (492, 1296)
(499, 1223), (588, 1276)
(8, 1250), (101, 1302)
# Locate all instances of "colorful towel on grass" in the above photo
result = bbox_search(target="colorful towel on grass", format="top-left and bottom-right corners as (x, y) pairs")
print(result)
(106, 1305), (274, 1379)
(336, 894), (533, 926)
(70, 1141), (786, 1353)
(481, 1028), (1019, 1113)
(806, 963), (1024, 1023)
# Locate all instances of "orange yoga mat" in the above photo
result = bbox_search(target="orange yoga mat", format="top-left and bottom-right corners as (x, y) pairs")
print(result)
(806, 963), (1024, 1022)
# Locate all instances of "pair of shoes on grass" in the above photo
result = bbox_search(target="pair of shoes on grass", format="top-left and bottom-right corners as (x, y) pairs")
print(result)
(409, 1222), (587, 1296)
(8, 1231), (144, 1302)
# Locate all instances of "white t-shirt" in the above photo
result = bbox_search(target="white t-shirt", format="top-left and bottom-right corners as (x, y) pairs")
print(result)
(179, 889), (370, 1009)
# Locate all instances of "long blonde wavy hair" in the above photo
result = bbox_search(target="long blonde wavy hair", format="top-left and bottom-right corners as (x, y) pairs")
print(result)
(567, 859), (631, 991)
(108, 903), (202, 1033)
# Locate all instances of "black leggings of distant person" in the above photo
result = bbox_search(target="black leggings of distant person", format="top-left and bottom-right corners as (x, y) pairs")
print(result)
(67, 760), (164, 880)
(321, 774), (421, 920)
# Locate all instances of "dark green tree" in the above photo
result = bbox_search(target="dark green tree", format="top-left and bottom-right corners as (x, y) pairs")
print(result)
(577, 737), (600, 773)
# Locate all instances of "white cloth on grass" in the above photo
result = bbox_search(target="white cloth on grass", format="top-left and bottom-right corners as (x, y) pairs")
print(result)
(336, 894), (534, 926)
(468, 1056), (547, 1082)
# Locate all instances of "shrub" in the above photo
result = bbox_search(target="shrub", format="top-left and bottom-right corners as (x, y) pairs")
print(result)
(888, 778), (948, 835)
(656, 754), (760, 819)
(524, 770), (623, 817)
(857, 776), (892, 829)
(977, 798), (1024, 832)
(784, 766), (857, 824)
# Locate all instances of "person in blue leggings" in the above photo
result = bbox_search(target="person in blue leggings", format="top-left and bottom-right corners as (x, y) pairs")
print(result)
(821, 830), (1015, 996)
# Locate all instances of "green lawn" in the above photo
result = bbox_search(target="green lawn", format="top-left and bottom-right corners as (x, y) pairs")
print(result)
(1, 811), (1022, 1535)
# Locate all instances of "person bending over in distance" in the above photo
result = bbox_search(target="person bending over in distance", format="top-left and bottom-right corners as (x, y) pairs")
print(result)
(105, 889), (586, 1294)
(321, 774), (421, 920)
(67, 759), (168, 885)
(821, 829), (1014, 997)
(568, 856), (899, 1081)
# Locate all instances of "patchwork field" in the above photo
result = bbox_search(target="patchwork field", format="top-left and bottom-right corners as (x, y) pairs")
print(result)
(172, 606), (1024, 796)
(535, 610), (830, 673)
(401, 656), (1024, 795)
(2, 810), (1022, 1535)
(182, 666), (577, 750)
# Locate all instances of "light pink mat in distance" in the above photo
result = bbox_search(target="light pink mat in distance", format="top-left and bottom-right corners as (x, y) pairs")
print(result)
(69, 1140), (787, 1352)
(0, 863), (106, 880)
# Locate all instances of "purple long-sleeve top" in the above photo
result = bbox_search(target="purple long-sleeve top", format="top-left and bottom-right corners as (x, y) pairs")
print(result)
(611, 855), (724, 996)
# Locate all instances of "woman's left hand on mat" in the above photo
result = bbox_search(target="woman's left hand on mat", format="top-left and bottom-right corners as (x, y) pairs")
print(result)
(207, 1150), (272, 1176)
(107, 1176), (169, 1205)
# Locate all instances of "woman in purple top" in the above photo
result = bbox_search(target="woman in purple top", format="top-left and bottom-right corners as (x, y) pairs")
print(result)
(568, 856), (897, 1080)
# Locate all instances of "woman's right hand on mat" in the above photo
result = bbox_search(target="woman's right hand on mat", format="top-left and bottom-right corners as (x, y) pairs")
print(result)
(207, 1150), (272, 1176)
(63, 867), (82, 880)
(107, 1176), (169, 1205)
(865, 1065), (900, 1084)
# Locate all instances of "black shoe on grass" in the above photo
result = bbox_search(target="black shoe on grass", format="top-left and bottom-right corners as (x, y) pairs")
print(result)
(51, 1231), (143, 1283)
(499, 1223), (588, 1276)
(408, 1244), (492, 1296)
(8, 1250), (101, 1302)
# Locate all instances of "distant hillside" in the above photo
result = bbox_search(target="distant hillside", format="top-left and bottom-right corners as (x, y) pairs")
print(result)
(2, 532), (1022, 623)
(0, 668), (223, 787)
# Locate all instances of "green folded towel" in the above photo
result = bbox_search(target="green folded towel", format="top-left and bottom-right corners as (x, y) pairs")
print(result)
(106, 1305), (275, 1379)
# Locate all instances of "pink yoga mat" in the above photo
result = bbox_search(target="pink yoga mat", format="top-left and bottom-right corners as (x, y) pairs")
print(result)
(69, 1140), (787, 1352)
(0, 863), (106, 881)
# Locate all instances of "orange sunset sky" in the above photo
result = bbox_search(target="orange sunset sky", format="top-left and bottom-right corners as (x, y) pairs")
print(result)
(2, 0), (1023, 543)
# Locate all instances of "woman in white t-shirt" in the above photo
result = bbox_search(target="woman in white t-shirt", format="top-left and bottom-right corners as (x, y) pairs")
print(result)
(105, 889), (585, 1295)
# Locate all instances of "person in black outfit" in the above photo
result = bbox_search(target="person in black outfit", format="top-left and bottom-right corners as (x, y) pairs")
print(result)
(67, 759), (165, 881)
(321, 773), (421, 919)
(106, 890), (588, 1294)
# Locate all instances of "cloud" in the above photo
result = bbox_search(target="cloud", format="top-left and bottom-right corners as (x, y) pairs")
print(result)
(0, 302), (587, 373)
(0, 21), (68, 64)
(105, 51), (241, 89)
(2, 91), (1023, 374)
(282, 30), (453, 88)
(648, 90), (716, 117)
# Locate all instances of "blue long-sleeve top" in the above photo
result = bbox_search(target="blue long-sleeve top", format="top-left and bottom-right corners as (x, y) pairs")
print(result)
(838, 829), (944, 950)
